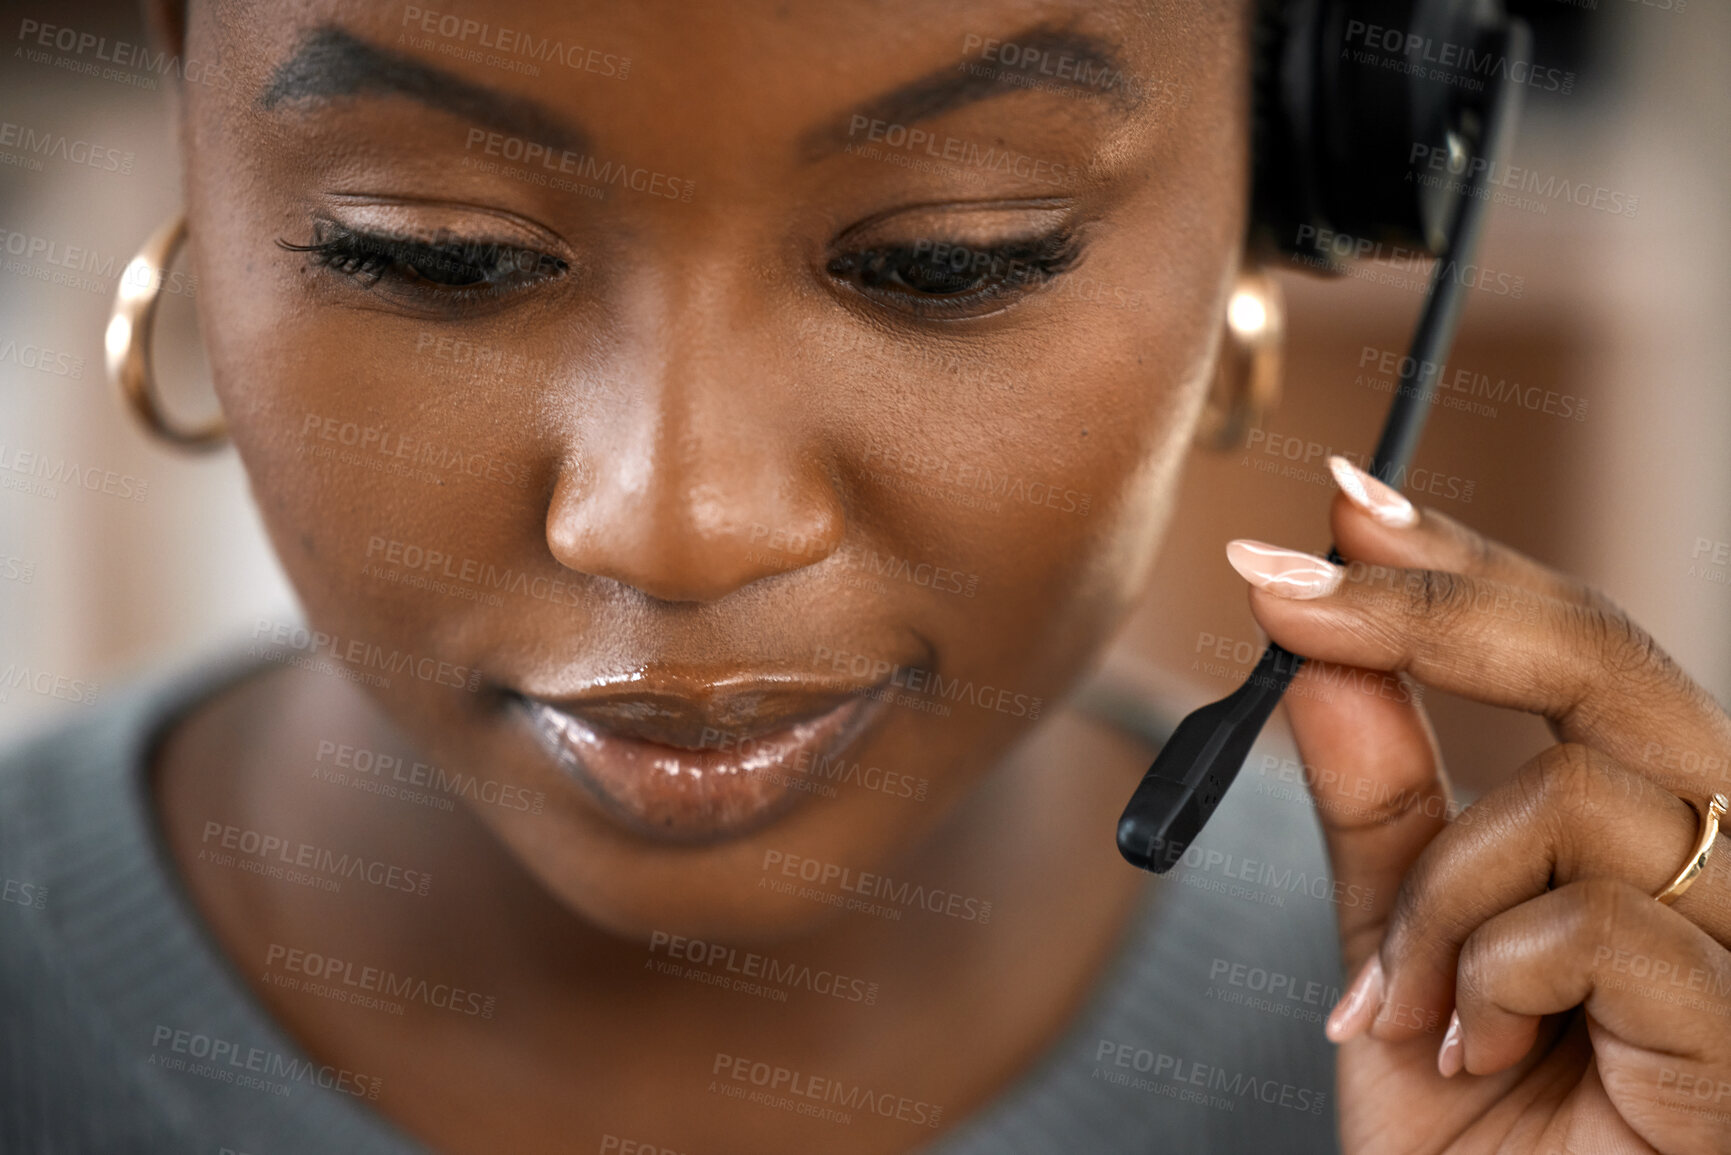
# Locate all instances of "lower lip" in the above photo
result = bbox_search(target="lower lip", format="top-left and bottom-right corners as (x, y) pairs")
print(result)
(518, 693), (881, 843)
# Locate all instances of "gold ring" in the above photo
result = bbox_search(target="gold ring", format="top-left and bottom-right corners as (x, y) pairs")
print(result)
(1654, 792), (1727, 906)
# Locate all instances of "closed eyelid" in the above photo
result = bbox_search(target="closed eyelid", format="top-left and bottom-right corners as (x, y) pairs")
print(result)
(278, 222), (570, 307)
(826, 227), (1086, 320)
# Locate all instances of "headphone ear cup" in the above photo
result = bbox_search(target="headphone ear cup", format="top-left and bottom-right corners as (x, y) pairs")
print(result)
(1252, 0), (1511, 267)
(1249, 0), (1325, 263)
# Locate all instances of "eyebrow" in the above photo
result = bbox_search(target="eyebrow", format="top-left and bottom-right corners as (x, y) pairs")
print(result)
(258, 24), (1130, 167)
(259, 26), (589, 153)
(797, 25), (1134, 161)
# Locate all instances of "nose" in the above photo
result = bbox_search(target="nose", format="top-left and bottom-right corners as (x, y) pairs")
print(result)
(544, 306), (844, 605)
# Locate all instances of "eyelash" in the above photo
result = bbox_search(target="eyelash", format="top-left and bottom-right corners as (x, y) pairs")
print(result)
(826, 230), (1082, 317)
(281, 220), (1079, 320)
(279, 221), (569, 302)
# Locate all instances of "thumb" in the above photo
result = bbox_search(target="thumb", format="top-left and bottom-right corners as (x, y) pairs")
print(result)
(1283, 658), (1452, 971)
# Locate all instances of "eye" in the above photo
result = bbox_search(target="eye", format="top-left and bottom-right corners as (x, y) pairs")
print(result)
(826, 230), (1082, 319)
(279, 220), (569, 304)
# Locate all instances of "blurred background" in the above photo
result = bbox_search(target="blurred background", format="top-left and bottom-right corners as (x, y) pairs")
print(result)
(2, 0), (1728, 799)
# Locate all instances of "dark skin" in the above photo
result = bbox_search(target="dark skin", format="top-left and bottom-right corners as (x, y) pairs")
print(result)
(152, 2), (1245, 1151)
(144, 1), (1731, 1152)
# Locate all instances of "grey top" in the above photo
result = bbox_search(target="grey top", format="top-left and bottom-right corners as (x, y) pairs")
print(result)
(0, 653), (1344, 1154)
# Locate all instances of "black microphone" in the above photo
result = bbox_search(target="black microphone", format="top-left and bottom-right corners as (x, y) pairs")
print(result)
(1116, 20), (1532, 874)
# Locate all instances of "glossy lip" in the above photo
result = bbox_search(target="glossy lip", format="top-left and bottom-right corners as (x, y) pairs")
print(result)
(512, 676), (894, 844)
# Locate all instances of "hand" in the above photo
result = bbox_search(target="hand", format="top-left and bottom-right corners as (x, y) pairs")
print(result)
(1226, 456), (1731, 1155)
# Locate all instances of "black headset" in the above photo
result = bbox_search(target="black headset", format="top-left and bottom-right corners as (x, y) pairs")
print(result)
(1252, 0), (1518, 265)
(1116, 0), (1532, 874)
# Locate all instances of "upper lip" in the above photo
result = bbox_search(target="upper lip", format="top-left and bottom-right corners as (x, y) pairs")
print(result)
(518, 673), (888, 750)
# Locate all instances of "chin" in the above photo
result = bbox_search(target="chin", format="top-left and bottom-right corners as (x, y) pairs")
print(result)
(473, 795), (899, 946)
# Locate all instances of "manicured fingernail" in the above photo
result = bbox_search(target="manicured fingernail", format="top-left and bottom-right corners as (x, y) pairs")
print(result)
(1226, 540), (1343, 600)
(1325, 955), (1384, 1043)
(1328, 455), (1418, 529)
(1436, 1011), (1464, 1077)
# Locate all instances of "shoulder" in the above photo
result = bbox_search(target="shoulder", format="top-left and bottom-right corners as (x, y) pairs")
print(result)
(0, 652), (422, 1154)
(930, 726), (1344, 1155)
(0, 668), (203, 1151)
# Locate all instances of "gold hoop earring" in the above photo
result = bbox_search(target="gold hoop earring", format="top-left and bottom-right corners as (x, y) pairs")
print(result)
(1194, 269), (1284, 452)
(105, 213), (227, 450)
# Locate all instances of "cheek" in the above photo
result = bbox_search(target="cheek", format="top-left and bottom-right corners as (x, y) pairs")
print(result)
(190, 244), (550, 621)
(833, 290), (1220, 660)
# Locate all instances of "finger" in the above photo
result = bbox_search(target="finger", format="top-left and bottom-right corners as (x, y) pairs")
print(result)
(1224, 540), (1731, 801)
(1450, 880), (1731, 1151)
(1283, 658), (1449, 981)
(1371, 744), (1731, 1044)
(1326, 455), (1617, 612)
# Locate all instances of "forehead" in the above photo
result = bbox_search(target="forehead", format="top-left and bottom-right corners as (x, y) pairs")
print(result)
(196, 0), (1232, 158)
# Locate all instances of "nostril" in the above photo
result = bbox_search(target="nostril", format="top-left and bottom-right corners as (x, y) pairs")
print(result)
(542, 456), (845, 605)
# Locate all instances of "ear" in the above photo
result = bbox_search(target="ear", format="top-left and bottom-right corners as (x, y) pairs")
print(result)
(1193, 267), (1285, 452)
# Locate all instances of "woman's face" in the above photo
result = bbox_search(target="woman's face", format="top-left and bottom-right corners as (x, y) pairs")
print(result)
(180, 0), (1251, 940)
